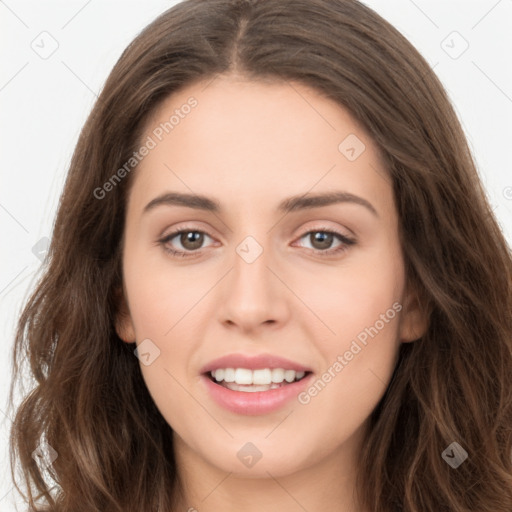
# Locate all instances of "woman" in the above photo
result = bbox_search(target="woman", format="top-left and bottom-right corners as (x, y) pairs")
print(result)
(9, 0), (512, 510)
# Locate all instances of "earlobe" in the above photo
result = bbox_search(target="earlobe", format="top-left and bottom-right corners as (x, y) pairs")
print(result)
(113, 286), (136, 343)
(115, 313), (136, 343)
(399, 287), (430, 343)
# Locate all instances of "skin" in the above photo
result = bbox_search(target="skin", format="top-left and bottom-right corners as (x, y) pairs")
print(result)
(115, 74), (427, 512)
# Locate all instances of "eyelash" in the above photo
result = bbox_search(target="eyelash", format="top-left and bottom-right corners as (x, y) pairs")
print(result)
(157, 226), (356, 258)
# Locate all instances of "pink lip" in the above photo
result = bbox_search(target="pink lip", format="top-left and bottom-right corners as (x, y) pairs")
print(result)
(201, 373), (314, 415)
(200, 353), (312, 374)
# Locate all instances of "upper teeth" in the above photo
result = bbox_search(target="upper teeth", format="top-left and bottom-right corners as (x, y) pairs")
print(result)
(210, 368), (306, 385)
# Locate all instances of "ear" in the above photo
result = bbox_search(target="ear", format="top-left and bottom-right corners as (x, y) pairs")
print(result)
(113, 285), (136, 343)
(398, 284), (430, 343)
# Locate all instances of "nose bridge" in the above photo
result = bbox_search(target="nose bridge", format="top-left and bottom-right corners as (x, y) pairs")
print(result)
(235, 234), (266, 267)
(231, 232), (274, 300)
(218, 230), (288, 329)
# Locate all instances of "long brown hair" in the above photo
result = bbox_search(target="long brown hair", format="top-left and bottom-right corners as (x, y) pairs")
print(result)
(9, 0), (512, 510)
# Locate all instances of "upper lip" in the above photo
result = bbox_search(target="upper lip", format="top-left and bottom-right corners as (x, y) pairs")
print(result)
(200, 353), (313, 374)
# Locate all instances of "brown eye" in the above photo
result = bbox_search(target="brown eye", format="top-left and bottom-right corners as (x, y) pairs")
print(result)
(178, 231), (204, 251)
(309, 231), (335, 250)
(296, 229), (356, 257)
(159, 229), (214, 256)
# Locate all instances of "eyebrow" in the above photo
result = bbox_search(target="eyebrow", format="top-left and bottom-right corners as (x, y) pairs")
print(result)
(143, 190), (378, 217)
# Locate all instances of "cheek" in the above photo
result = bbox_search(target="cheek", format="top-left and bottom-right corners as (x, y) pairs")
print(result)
(296, 300), (402, 450)
(122, 245), (211, 409)
(295, 243), (404, 418)
(122, 242), (211, 340)
(293, 237), (404, 349)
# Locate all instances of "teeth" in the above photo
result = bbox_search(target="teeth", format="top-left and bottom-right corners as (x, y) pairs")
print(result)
(223, 368), (235, 382)
(210, 368), (307, 385)
(253, 368), (272, 385)
(284, 370), (296, 383)
(271, 368), (284, 383)
(235, 368), (253, 385)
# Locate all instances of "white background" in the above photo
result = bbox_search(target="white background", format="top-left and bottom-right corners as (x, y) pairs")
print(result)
(1, 1), (511, 509)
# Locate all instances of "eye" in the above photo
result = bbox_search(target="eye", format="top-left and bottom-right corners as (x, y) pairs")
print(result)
(158, 229), (215, 257)
(295, 228), (356, 256)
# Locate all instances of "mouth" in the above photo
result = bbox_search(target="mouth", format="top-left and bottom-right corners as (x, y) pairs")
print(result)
(205, 367), (313, 393)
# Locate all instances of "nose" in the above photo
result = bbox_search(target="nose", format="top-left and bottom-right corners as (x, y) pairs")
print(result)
(217, 237), (290, 333)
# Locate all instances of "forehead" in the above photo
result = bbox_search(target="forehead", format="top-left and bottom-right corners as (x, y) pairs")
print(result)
(143, 75), (373, 157)
(127, 75), (391, 216)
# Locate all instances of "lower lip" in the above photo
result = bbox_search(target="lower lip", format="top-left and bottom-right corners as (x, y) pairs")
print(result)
(201, 373), (314, 415)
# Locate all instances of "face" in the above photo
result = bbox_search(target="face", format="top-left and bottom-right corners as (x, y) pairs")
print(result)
(115, 74), (426, 478)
